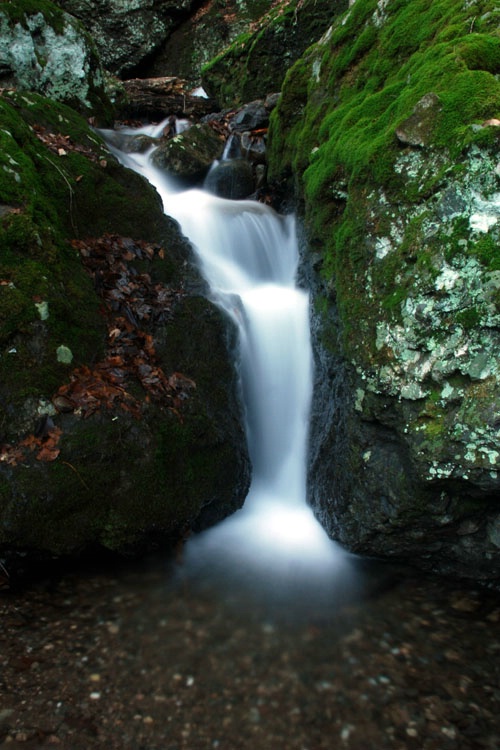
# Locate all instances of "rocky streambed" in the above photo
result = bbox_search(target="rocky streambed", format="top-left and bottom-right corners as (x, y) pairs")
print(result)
(1, 559), (499, 749)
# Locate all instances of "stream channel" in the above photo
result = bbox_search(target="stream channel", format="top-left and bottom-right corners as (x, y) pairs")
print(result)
(1, 122), (499, 749)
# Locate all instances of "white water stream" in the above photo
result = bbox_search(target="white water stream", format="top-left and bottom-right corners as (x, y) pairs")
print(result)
(103, 122), (354, 611)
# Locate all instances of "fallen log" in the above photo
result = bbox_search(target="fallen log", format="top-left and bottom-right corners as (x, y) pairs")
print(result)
(118, 77), (219, 120)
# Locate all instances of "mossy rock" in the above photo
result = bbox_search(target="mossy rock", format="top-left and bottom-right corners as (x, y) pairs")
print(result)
(201, 0), (349, 108)
(150, 123), (224, 184)
(0, 91), (250, 569)
(267, 0), (500, 581)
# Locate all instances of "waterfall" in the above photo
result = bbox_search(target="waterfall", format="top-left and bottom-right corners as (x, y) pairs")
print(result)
(102, 123), (354, 611)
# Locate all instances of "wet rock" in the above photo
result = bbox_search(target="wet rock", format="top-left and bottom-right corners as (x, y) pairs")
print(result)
(150, 123), (224, 183)
(240, 131), (267, 164)
(204, 159), (255, 200)
(229, 101), (269, 132)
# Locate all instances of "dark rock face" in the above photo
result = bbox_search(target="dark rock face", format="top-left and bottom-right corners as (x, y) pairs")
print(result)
(201, 0), (349, 108)
(140, 1), (279, 86)
(204, 159), (255, 200)
(57, 0), (279, 83)
(0, 91), (250, 567)
(267, 0), (500, 583)
(56, 0), (196, 78)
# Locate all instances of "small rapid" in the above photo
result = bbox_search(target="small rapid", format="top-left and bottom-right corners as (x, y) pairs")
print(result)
(102, 121), (356, 614)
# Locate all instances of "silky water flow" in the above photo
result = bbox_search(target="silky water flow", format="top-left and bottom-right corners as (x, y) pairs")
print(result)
(103, 122), (358, 616)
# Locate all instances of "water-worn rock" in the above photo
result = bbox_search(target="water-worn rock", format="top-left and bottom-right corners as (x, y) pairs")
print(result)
(0, 91), (250, 568)
(204, 159), (255, 200)
(0, 0), (108, 114)
(268, 0), (500, 582)
(151, 123), (224, 184)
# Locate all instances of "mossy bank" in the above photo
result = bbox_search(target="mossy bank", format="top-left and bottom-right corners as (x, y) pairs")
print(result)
(0, 90), (250, 574)
(201, 0), (348, 108)
(266, 0), (500, 581)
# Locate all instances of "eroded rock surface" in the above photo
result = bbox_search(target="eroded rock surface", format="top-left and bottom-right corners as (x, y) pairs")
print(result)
(0, 0), (107, 112)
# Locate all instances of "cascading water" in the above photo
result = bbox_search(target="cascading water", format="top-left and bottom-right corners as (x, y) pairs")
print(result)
(102, 122), (355, 612)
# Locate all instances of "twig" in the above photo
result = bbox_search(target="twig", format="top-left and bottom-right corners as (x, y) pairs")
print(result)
(40, 154), (77, 232)
(0, 559), (9, 581)
(61, 460), (90, 490)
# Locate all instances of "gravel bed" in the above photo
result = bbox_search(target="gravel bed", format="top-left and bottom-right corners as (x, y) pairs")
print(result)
(1, 554), (499, 749)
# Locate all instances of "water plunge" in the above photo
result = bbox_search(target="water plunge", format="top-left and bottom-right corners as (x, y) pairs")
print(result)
(103, 123), (356, 614)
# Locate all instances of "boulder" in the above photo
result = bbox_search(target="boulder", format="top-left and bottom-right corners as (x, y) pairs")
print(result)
(150, 123), (224, 183)
(0, 91), (250, 573)
(57, 0), (196, 78)
(268, 0), (500, 582)
(0, 0), (108, 114)
(204, 159), (255, 200)
(228, 101), (269, 132)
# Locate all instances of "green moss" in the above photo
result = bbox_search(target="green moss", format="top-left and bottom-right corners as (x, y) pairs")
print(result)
(471, 234), (500, 271)
(455, 306), (481, 330)
(457, 34), (500, 73)
(268, 0), (500, 363)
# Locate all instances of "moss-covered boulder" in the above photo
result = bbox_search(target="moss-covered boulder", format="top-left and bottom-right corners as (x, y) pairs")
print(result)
(268, 0), (500, 582)
(201, 0), (348, 108)
(0, 90), (250, 572)
(150, 123), (224, 184)
(0, 0), (109, 115)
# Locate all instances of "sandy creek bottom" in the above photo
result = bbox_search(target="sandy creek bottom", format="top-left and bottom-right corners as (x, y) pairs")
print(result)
(1, 553), (499, 750)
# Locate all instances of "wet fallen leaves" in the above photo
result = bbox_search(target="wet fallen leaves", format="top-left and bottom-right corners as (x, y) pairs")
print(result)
(0, 423), (62, 467)
(31, 124), (106, 166)
(69, 234), (195, 414)
(0, 563), (499, 749)
(0, 234), (194, 466)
